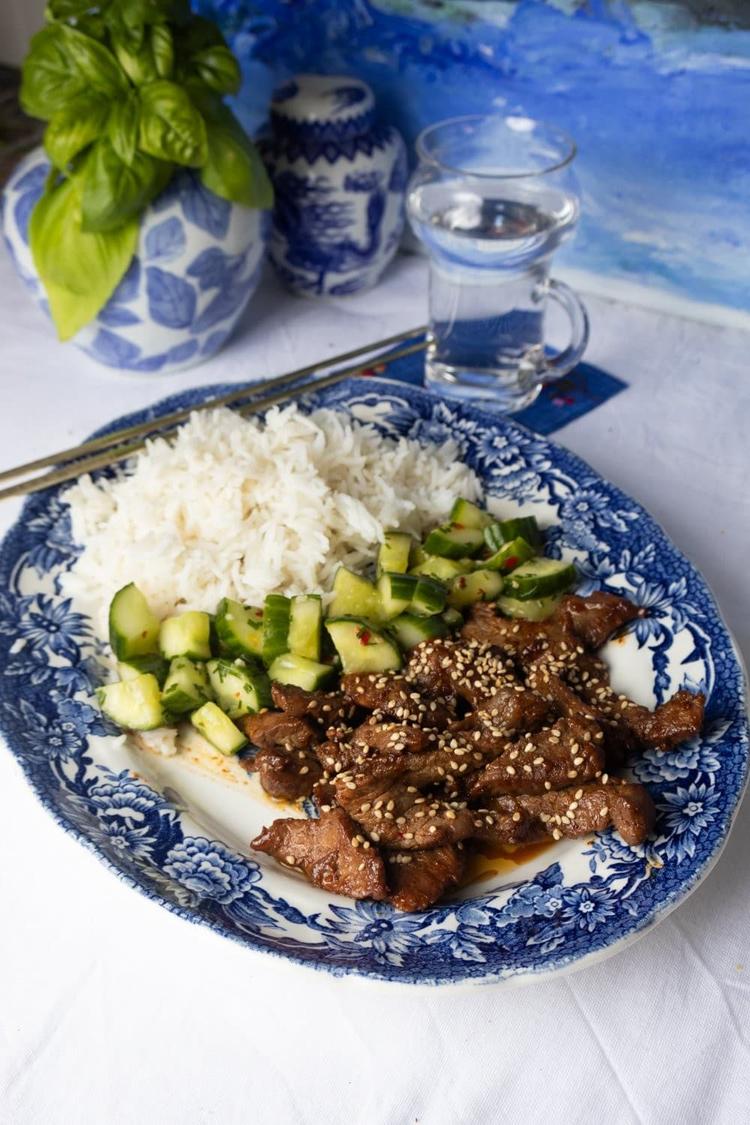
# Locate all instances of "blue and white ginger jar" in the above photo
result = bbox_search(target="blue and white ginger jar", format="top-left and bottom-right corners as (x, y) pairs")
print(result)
(1, 148), (270, 374)
(263, 75), (407, 297)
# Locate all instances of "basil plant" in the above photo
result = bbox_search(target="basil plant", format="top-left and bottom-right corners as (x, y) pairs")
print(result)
(20, 0), (273, 340)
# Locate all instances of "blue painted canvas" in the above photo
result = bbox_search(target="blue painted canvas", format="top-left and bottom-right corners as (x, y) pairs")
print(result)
(194, 0), (750, 315)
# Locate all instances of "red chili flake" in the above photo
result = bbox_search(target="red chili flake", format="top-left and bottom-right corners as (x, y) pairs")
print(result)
(504, 556), (519, 570)
(458, 577), (467, 589)
(357, 628), (372, 645)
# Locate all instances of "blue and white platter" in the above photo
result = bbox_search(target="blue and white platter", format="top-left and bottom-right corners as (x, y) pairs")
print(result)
(0, 377), (747, 987)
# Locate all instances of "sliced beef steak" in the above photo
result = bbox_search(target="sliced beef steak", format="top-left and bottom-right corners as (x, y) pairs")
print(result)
(387, 844), (466, 911)
(554, 591), (643, 649)
(467, 715), (605, 799)
(334, 757), (474, 850)
(241, 710), (317, 753)
(251, 807), (387, 900)
(241, 745), (321, 800)
(270, 682), (359, 728)
(405, 638), (517, 706)
(341, 673), (454, 728)
(477, 780), (655, 848)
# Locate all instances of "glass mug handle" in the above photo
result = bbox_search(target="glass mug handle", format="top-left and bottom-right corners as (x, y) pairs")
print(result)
(534, 278), (590, 382)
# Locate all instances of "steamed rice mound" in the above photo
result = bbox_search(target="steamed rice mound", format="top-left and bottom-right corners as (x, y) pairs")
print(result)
(61, 404), (481, 633)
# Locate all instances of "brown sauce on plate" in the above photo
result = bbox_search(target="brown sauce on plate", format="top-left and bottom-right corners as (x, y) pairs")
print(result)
(461, 838), (555, 888)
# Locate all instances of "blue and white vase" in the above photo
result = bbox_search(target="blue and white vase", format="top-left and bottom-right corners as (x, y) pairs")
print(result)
(262, 75), (407, 297)
(1, 148), (270, 374)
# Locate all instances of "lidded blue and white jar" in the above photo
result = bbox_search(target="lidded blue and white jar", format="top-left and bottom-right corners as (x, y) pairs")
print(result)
(263, 75), (407, 297)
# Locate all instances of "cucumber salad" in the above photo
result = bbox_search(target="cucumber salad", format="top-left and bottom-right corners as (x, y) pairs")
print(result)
(97, 499), (577, 756)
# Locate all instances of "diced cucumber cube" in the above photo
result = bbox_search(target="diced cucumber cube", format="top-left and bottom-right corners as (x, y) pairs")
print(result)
(288, 594), (322, 661)
(269, 653), (336, 691)
(325, 617), (402, 674)
(207, 658), (272, 719)
(447, 569), (504, 608)
(159, 611), (212, 660)
(377, 572), (418, 620)
(502, 558), (577, 600)
(377, 531), (413, 577)
(328, 567), (381, 621)
(191, 702), (247, 755)
(497, 593), (563, 621)
(423, 524), (485, 559)
(483, 536), (536, 572)
(97, 673), (165, 731)
(118, 653), (169, 686)
(215, 597), (264, 659)
(388, 613), (448, 650)
(262, 594), (291, 664)
(484, 516), (543, 552)
(449, 497), (490, 529)
(409, 556), (473, 582)
(161, 657), (212, 716)
(411, 575), (447, 616)
(109, 583), (161, 660)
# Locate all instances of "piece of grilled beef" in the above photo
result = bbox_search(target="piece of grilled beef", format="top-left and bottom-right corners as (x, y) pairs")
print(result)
(386, 844), (466, 911)
(404, 638), (517, 706)
(270, 682), (360, 728)
(461, 591), (641, 659)
(334, 756), (475, 849)
(241, 746), (322, 800)
(251, 807), (388, 900)
(466, 714), (605, 799)
(341, 673), (455, 729)
(241, 710), (317, 752)
(474, 780), (655, 848)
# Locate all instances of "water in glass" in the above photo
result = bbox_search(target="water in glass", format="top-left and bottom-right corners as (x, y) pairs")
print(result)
(407, 116), (588, 411)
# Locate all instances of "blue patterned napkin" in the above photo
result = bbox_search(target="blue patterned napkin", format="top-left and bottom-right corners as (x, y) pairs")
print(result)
(361, 340), (626, 436)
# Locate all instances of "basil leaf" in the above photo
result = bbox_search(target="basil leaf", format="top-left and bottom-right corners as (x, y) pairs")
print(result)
(44, 94), (110, 169)
(112, 22), (173, 85)
(29, 175), (139, 340)
(190, 45), (240, 96)
(80, 140), (171, 232)
(151, 24), (174, 77)
(108, 94), (140, 166)
(105, 0), (189, 51)
(200, 113), (273, 209)
(139, 80), (207, 167)
(21, 23), (127, 119)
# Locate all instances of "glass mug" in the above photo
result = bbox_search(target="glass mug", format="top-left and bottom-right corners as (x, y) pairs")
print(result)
(407, 115), (589, 412)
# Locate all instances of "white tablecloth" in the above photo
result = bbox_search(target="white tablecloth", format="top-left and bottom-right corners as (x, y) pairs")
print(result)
(0, 253), (748, 1125)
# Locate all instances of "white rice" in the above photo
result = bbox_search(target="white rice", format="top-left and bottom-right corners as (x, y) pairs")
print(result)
(61, 404), (481, 634)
